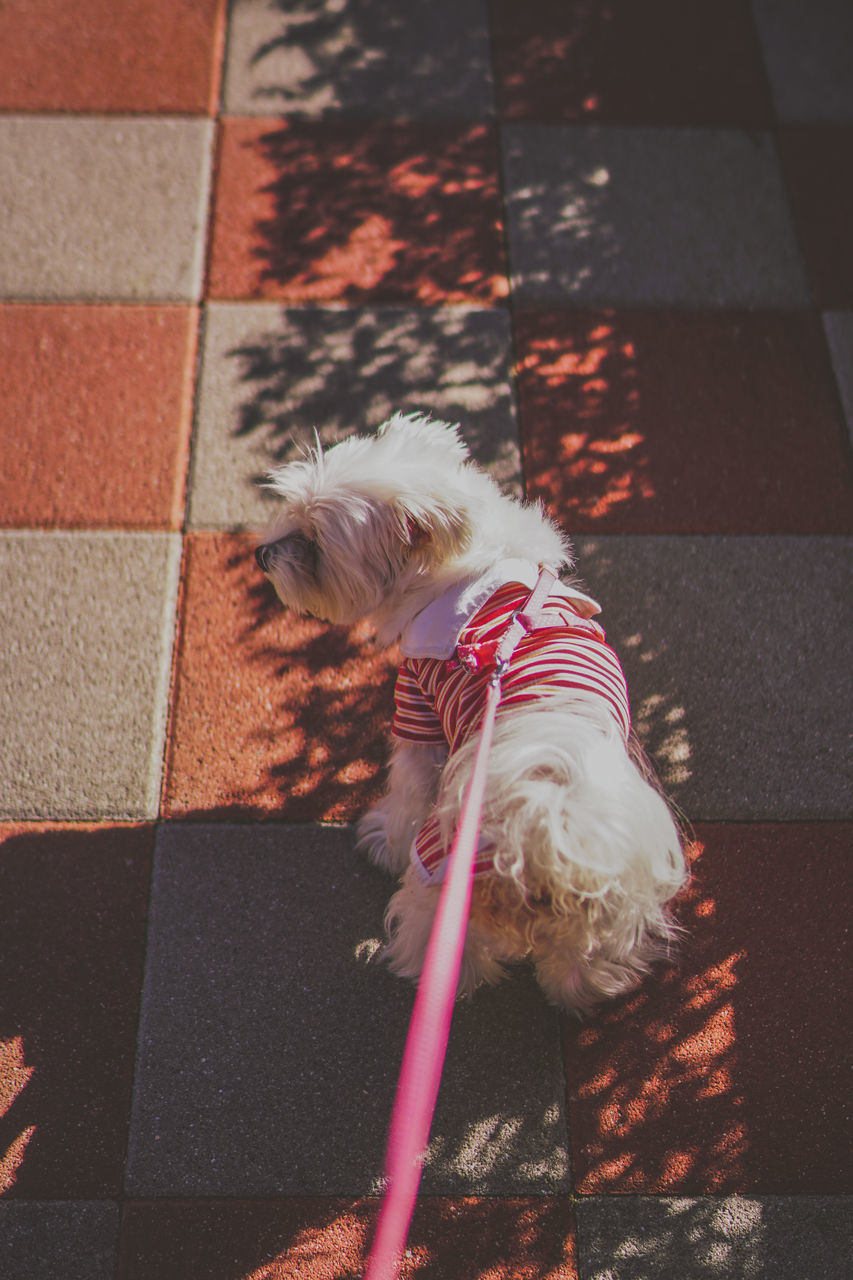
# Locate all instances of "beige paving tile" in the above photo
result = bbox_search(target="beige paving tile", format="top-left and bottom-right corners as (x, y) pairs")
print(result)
(222, 0), (493, 118)
(0, 117), (213, 301)
(188, 303), (520, 529)
(0, 533), (181, 819)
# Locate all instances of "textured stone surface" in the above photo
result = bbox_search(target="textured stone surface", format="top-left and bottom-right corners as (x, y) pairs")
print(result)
(502, 126), (810, 305)
(0, 533), (181, 819)
(126, 824), (569, 1196)
(189, 302), (520, 530)
(0, 117), (213, 301)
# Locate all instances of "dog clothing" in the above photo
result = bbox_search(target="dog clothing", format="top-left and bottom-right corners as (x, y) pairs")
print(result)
(392, 560), (632, 884)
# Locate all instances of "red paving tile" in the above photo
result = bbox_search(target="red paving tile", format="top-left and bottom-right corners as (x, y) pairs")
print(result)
(162, 535), (397, 822)
(118, 1197), (577, 1279)
(777, 126), (853, 308)
(564, 823), (853, 1195)
(489, 0), (772, 125)
(0, 306), (198, 529)
(515, 309), (853, 533)
(0, 0), (226, 113)
(0, 823), (153, 1197)
(207, 119), (509, 304)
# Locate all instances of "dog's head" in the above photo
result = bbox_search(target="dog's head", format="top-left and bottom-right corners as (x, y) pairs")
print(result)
(255, 414), (476, 625)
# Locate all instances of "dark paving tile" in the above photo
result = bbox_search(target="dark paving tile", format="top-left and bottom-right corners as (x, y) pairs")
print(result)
(565, 824), (853, 1195)
(208, 118), (508, 303)
(189, 303), (521, 531)
(570, 536), (853, 819)
(120, 1197), (577, 1279)
(224, 0), (494, 118)
(0, 306), (197, 529)
(126, 824), (568, 1196)
(824, 311), (853, 444)
(501, 126), (809, 306)
(752, 0), (853, 123)
(515, 309), (853, 533)
(0, 824), (152, 1197)
(0, 0), (225, 113)
(574, 1196), (853, 1280)
(162, 534), (397, 822)
(0, 1201), (119, 1280)
(490, 0), (772, 126)
(778, 126), (853, 307)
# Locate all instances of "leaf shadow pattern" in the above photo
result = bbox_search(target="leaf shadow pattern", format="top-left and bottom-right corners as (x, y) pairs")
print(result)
(238, 0), (494, 119)
(162, 536), (398, 822)
(248, 119), (508, 304)
(227, 305), (521, 489)
(0, 824), (152, 1199)
(564, 839), (747, 1195)
(515, 309), (654, 528)
(120, 1196), (577, 1279)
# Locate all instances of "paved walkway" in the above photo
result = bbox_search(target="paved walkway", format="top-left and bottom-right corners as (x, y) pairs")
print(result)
(1, 2), (852, 1276)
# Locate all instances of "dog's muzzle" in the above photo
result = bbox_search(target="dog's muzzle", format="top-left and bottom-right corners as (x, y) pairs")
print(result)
(255, 532), (317, 576)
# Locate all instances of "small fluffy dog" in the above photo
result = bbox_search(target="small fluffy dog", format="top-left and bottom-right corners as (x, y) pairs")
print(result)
(256, 413), (687, 1013)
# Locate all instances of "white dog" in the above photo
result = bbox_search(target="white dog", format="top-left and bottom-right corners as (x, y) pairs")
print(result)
(256, 413), (687, 1013)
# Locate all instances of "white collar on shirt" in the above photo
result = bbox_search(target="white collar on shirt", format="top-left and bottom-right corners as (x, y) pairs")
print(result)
(399, 559), (600, 660)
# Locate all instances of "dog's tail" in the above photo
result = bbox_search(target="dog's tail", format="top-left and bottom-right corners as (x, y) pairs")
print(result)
(435, 692), (687, 934)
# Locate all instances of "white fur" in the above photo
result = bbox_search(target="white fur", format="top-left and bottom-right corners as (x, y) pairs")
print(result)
(258, 413), (687, 1014)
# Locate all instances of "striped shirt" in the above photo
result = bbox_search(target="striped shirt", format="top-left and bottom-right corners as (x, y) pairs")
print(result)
(392, 577), (631, 884)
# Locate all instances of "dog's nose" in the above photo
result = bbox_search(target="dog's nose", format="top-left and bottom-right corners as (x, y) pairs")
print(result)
(255, 544), (271, 573)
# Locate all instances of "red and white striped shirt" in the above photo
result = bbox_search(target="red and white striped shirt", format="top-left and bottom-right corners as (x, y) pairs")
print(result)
(392, 571), (631, 884)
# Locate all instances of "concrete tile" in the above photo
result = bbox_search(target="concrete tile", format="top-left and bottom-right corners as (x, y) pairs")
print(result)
(570, 536), (852, 819)
(126, 823), (569, 1196)
(490, 0), (772, 126)
(0, 533), (181, 819)
(0, 117), (213, 301)
(0, 305), (197, 529)
(824, 311), (853, 445)
(120, 1197), (577, 1279)
(501, 126), (810, 306)
(0, 0), (225, 113)
(223, 0), (493, 118)
(752, 0), (853, 123)
(0, 1202), (119, 1280)
(0, 824), (152, 1196)
(575, 1196), (853, 1280)
(208, 118), (508, 303)
(161, 534), (397, 822)
(778, 126), (853, 307)
(566, 825), (853, 1196)
(515, 309), (853, 533)
(189, 303), (520, 530)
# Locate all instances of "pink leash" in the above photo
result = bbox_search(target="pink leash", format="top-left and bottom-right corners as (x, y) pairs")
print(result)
(363, 566), (558, 1280)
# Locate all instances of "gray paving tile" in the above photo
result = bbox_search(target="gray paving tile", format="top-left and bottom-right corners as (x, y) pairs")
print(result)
(126, 823), (569, 1196)
(575, 1196), (853, 1280)
(0, 1202), (118, 1280)
(189, 303), (520, 529)
(752, 0), (853, 123)
(824, 311), (853, 446)
(223, 0), (494, 118)
(0, 116), (213, 301)
(0, 532), (181, 819)
(571, 536), (853, 819)
(501, 125), (810, 305)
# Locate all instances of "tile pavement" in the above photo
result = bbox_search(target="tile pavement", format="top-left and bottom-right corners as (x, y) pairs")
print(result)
(1, 1), (851, 1276)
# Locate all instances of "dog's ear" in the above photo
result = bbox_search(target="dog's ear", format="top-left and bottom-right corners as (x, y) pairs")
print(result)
(396, 490), (472, 563)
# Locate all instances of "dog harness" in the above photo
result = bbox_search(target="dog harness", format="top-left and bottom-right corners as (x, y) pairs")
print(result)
(392, 560), (632, 885)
